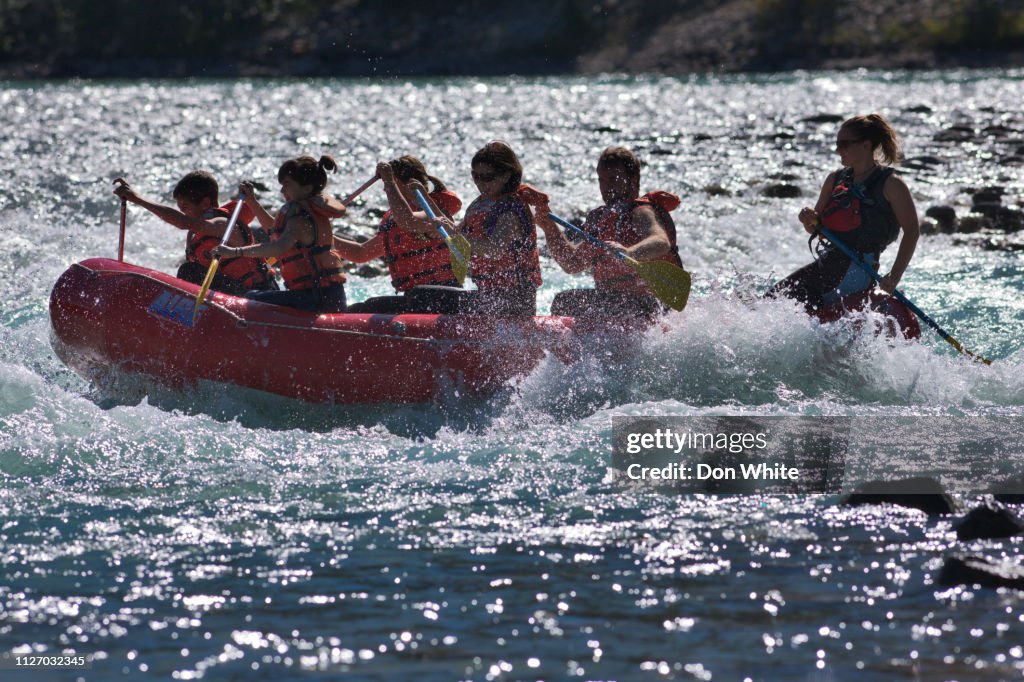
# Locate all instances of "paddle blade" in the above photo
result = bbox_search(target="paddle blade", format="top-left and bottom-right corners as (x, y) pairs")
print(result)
(193, 258), (219, 323)
(633, 259), (692, 311)
(446, 233), (471, 285)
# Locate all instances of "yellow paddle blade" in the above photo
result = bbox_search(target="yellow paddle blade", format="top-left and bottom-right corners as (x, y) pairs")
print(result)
(629, 258), (692, 312)
(192, 257), (220, 324)
(446, 233), (471, 286)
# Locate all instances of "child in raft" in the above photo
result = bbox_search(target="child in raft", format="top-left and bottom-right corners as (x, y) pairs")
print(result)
(333, 157), (463, 314)
(112, 171), (276, 296)
(437, 141), (549, 316)
(212, 156), (348, 313)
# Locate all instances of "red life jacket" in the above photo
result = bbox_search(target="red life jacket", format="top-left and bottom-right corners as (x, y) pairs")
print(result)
(186, 204), (274, 290)
(819, 167), (899, 253)
(381, 189), (463, 292)
(590, 191), (683, 295)
(271, 200), (347, 291)
(463, 185), (542, 291)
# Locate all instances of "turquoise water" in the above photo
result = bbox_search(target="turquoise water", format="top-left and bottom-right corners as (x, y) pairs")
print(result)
(3, 71), (1024, 679)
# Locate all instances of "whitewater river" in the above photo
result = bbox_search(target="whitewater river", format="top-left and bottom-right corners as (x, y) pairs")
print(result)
(3, 70), (1024, 680)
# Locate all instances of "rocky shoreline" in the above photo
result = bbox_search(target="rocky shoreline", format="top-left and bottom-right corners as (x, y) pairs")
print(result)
(1, 0), (1022, 79)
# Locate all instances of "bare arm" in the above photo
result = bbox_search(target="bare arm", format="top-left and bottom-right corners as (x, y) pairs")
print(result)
(214, 208), (312, 260)
(879, 175), (920, 292)
(614, 205), (670, 262)
(112, 184), (229, 237)
(798, 171), (838, 234)
(333, 232), (386, 263)
(536, 210), (598, 274)
(236, 182), (276, 229)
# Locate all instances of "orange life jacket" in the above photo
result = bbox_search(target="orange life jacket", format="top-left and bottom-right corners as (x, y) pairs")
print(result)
(186, 204), (274, 291)
(381, 189), (463, 292)
(463, 185), (542, 290)
(590, 191), (683, 295)
(271, 200), (347, 291)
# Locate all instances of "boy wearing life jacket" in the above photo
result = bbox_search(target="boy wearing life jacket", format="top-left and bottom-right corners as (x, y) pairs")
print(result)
(765, 114), (920, 312)
(538, 146), (683, 319)
(335, 157), (463, 314)
(212, 156), (348, 313)
(112, 171), (276, 296)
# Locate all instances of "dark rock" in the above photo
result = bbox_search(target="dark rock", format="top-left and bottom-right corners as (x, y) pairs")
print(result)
(925, 205), (957, 231)
(355, 264), (385, 278)
(905, 105), (933, 114)
(982, 124), (1018, 138)
(801, 114), (844, 124)
(972, 190), (1003, 206)
(769, 172), (800, 182)
(648, 148), (674, 156)
(934, 126), (976, 143)
(761, 184), (802, 199)
(593, 125), (622, 134)
(903, 155), (948, 170)
(1000, 156), (1024, 166)
(693, 133), (715, 142)
(937, 555), (1024, 590)
(957, 214), (993, 233)
(703, 184), (731, 197)
(840, 477), (958, 516)
(955, 503), (1024, 541)
(1017, 145), (1024, 156)
(919, 219), (939, 236)
(990, 474), (1024, 503)
(993, 207), (1024, 232)
(972, 203), (1002, 220)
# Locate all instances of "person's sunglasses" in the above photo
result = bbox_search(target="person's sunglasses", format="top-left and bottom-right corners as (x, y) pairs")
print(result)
(835, 138), (864, 150)
(472, 170), (499, 183)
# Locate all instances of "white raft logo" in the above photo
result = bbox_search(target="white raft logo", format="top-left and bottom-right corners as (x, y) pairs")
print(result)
(148, 291), (206, 327)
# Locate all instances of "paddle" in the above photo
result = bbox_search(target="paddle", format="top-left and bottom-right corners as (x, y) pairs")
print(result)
(113, 178), (127, 262)
(413, 188), (471, 285)
(547, 212), (691, 312)
(192, 194), (246, 323)
(816, 224), (992, 365)
(341, 175), (380, 206)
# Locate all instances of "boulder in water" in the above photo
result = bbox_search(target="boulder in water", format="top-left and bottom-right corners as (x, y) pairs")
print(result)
(937, 555), (1024, 590)
(840, 477), (958, 516)
(957, 214), (993, 233)
(761, 183), (802, 199)
(925, 205), (957, 232)
(955, 503), (1024, 541)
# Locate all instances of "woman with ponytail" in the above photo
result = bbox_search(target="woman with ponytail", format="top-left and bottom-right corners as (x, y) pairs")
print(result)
(336, 156), (464, 314)
(766, 114), (920, 311)
(213, 155), (349, 313)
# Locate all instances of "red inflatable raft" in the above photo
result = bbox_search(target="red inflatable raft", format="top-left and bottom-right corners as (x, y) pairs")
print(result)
(49, 258), (588, 404)
(49, 259), (922, 405)
(814, 290), (921, 340)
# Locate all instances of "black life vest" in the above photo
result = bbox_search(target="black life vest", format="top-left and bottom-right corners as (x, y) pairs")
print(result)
(819, 167), (900, 254)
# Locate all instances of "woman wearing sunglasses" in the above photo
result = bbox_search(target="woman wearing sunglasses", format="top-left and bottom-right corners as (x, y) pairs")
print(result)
(444, 141), (549, 316)
(766, 113), (920, 311)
